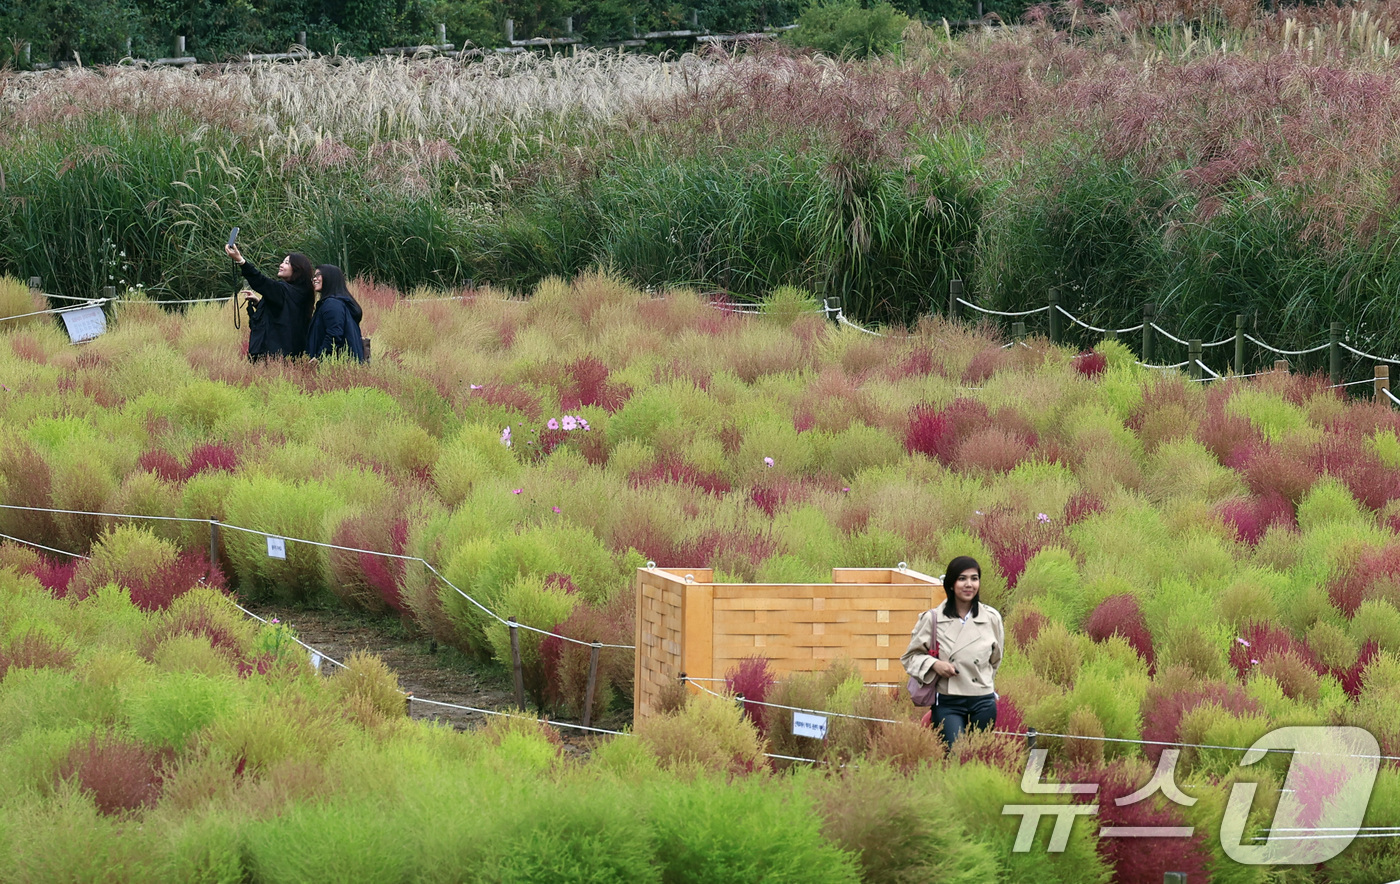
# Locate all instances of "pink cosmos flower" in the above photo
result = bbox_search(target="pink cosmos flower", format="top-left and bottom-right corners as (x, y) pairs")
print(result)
(763, 457), (774, 467)
(561, 415), (578, 431)
(547, 418), (559, 430)
(512, 488), (523, 494)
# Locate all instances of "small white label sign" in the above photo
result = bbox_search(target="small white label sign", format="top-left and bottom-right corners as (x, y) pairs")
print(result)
(60, 305), (107, 343)
(792, 711), (829, 740)
(266, 536), (287, 559)
(309, 650), (322, 672)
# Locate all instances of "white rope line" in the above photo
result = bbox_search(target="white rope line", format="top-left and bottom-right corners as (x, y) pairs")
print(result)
(1195, 359), (1221, 379)
(1011, 728), (1400, 762)
(1244, 334), (1328, 356)
(0, 532), (90, 559)
(407, 696), (631, 736)
(229, 600), (349, 670)
(690, 679), (898, 724)
(1136, 360), (1190, 370)
(1385, 388), (1400, 408)
(112, 296), (232, 306)
(1339, 341), (1394, 362)
(956, 297), (1049, 317)
(0, 299), (111, 322)
(0, 505), (636, 651)
(837, 311), (883, 336)
(1052, 305), (1142, 335)
(1332, 377), (1380, 388)
(37, 292), (101, 302)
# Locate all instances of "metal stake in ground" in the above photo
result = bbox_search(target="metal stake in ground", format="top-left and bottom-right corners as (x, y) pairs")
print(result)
(508, 617), (525, 709)
(582, 642), (602, 728)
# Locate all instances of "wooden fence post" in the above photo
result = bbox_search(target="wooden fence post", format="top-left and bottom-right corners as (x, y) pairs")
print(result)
(1012, 321), (1025, 341)
(298, 31), (307, 46)
(582, 641), (602, 728)
(1330, 322), (1342, 386)
(508, 617), (525, 709)
(102, 286), (116, 300)
(1234, 314), (1246, 375)
(1189, 340), (1202, 380)
(1377, 365), (1391, 402)
(1142, 303), (1155, 364)
(949, 279), (963, 320)
(437, 23), (447, 44)
(1048, 289), (1061, 344)
(28, 277), (41, 296)
(1026, 727), (1037, 752)
(1274, 358), (1290, 373)
(505, 19), (515, 42)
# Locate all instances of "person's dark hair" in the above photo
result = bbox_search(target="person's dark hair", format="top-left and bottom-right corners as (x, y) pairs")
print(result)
(314, 264), (360, 309)
(285, 253), (314, 286)
(941, 555), (982, 618)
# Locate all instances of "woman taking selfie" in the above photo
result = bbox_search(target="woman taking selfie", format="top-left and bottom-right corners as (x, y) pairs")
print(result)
(224, 242), (315, 360)
(306, 264), (366, 363)
(900, 555), (1004, 748)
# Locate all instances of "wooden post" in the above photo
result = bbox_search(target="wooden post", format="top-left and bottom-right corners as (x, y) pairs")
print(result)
(298, 31), (307, 46)
(28, 277), (41, 295)
(565, 16), (574, 34)
(1274, 358), (1290, 373)
(363, 337), (372, 363)
(1164, 874), (1187, 884)
(1330, 322), (1342, 386)
(22, 43), (30, 66)
(1189, 340), (1202, 380)
(505, 19), (515, 43)
(1234, 314), (1246, 376)
(172, 35), (185, 56)
(437, 23), (447, 44)
(508, 617), (525, 709)
(1377, 364), (1391, 401)
(581, 642), (602, 727)
(208, 520), (221, 581)
(1027, 727), (1037, 751)
(125, 38), (132, 57)
(1012, 321), (1025, 341)
(824, 296), (841, 323)
(102, 285), (116, 300)
(949, 278), (963, 319)
(1048, 289), (1061, 344)
(403, 692), (413, 716)
(1142, 303), (1155, 364)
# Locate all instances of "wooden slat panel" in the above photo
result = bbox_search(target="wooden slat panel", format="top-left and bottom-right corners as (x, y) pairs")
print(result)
(832, 568), (894, 584)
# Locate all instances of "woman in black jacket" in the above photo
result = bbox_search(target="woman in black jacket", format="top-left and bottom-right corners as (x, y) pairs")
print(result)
(306, 264), (366, 363)
(224, 244), (315, 360)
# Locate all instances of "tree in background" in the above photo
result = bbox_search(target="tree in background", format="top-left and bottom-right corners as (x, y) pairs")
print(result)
(785, 0), (908, 57)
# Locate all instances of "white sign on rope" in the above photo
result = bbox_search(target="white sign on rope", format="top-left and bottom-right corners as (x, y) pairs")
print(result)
(266, 536), (287, 559)
(792, 711), (829, 740)
(60, 306), (107, 343)
(309, 650), (323, 672)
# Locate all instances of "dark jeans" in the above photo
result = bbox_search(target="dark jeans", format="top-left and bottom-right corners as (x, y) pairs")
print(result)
(933, 693), (997, 748)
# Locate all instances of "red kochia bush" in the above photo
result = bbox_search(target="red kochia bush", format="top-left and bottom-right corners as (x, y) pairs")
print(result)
(1073, 351), (1107, 378)
(0, 629), (75, 679)
(905, 398), (991, 464)
(1085, 594), (1155, 669)
(26, 554), (78, 595)
(184, 442), (239, 478)
(138, 449), (184, 483)
(1228, 622), (1323, 681)
(1065, 761), (1213, 884)
(561, 355), (629, 412)
(630, 457), (731, 496)
(1140, 671), (1261, 764)
(124, 551), (225, 612)
(725, 656), (777, 734)
(1218, 490), (1294, 545)
(1329, 545), (1400, 618)
(540, 593), (633, 720)
(1313, 433), (1400, 512)
(58, 733), (166, 816)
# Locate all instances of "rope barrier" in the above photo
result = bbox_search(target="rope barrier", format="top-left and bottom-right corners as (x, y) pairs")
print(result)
(0, 299), (111, 323)
(407, 696), (632, 736)
(0, 531), (90, 559)
(1339, 341), (1394, 363)
(1385, 388), (1400, 408)
(837, 311), (883, 336)
(1195, 359), (1221, 379)
(1053, 305), (1142, 335)
(0, 504), (636, 651)
(1149, 322), (1190, 346)
(956, 297), (1049, 318)
(1136, 360), (1190, 370)
(1243, 334), (1329, 356)
(230, 600), (349, 670)
(1332, 377), (1379, 388)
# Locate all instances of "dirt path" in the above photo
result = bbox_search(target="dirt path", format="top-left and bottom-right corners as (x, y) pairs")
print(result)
(242, 603), (624, 756)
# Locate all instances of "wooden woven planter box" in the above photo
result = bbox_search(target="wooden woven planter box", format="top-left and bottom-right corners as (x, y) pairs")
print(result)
(634, 566), (943, 719)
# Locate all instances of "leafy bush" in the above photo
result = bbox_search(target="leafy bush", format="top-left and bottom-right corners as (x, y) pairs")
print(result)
(634, 690), (767, 777)
(56, 732), (166, 817)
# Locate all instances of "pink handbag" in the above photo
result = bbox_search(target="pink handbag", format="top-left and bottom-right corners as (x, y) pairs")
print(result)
(906, 640), (940, 706)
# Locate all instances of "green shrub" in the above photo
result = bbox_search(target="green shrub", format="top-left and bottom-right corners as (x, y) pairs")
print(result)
(222, 477), (347, 601)
(126, 672), (236, 750)
(787, 1), (909, 59)
(635, 690), (768, 777)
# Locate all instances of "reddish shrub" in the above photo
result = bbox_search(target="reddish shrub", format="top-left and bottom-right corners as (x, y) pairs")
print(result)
(472, 383), (541, 419)
(1217, 491), (1295, 545)
(748, 476), (811, 517)
(137, 449), (184, 483)
(57, 733), (165, 816)
(1329, 546), (1400, 618)
(1065, 761), (1213, 884)
(1312, 433), (1400, 512)
(905, 398), (990, 464)
(561, 355), (629, 412)
(725, 656), (777, 734)
(1064, 491), (1104, 525)
(0, 629), (75, 679)
(1085, 594), (1155, 669)
(329, 513), (409, 614)
(1228, 622), (1324, 682)
(892, 348), (937, 379)
(124, 551), (224, 612)
(953, 427), (1033, 474)
(158, 591), (245, 659)
(1196, 396), (1260, 465)
(1243, 446), (1319, 504)
(1336, 640), (1379, 699)
(971, 508), (1061, 589)
(792, 410), (816, 432)
(1073, 351), (1107, 378)
(1009, 609), (1049, 647)
(631, 457), (731, 496)
(995, 693), (1025, 737)
(27, 554), (78, 596)
(540, 593), (633, 720)
(10, 333), (46, 363)
(184, 442), (239, 479)
(961, 348), (1006, 384)
(1140, 670), (1260, 763)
